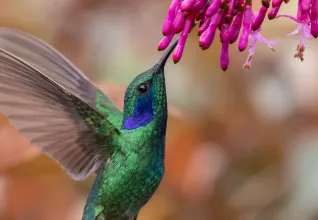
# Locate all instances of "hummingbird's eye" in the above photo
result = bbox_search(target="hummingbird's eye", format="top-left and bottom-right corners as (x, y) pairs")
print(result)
(137, 83), (149, 95)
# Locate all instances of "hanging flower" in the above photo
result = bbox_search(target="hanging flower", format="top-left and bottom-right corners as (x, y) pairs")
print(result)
(276, 1), (314, 61)
(159, 0), (318, 70)
(243, 12), (277, 69)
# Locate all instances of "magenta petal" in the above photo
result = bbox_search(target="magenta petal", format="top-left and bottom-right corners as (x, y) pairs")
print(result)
(173, 9), (186, 33)
(158, 32), (175, 51)
(181, 0), (196, 11)
(198, 17), (211, 35)
(194, 0), (207, 11)
(238, 31), (249, 51)
(252, 6), (268, 31)
(229, 13), (243, 43)
(199, 9), (224, 49)
(238, 5), (252, 51)
(268, 4), (282, 19)
(296, 0), (309, 22)
(162, 21), (172, 36)
(228, 0), (236, 17)
(173, 14), (195, 63)
(301, 0), (311, 13)
(220, 21), (231, 42)
(199, 27), (216, 49)
(210, 10), (225, 33)
(172, 44), (184, 63)
(220, 19), (232, 42)
(199, 16), (207, 27)
(205, 0), (221, 17)
(272, 0), (283, 7)
(221, 29), (233, 43)
(162, 0), (180, 35)
(220, 42), (230, 71)
(310, 0), (318, 37)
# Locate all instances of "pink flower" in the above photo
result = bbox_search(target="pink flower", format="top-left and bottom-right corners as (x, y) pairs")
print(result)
(243, 28), (277, 70)
(287, 22), (313, 61)
(243, 11), (277, 70)
(160, 0), (318, 71)
(277, 5), (314, 61)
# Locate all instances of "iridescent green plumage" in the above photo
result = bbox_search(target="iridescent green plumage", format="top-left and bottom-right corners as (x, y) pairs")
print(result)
(0, 28), (177, 219)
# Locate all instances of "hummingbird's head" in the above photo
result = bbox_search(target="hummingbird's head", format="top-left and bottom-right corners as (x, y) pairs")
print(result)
(122, 40), (177, 131)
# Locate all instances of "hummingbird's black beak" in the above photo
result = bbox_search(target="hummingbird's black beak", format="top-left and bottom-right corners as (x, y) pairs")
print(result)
(153, 38), (178, 75)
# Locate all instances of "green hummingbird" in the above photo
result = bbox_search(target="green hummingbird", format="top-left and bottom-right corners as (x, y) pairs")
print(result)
(0, 28), (178, 220)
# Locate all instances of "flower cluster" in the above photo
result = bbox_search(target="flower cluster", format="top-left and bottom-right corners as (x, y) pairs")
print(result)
(159, 0), (318, 70)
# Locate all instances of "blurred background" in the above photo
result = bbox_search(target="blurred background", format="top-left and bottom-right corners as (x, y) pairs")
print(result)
(0, 0), (317, 219)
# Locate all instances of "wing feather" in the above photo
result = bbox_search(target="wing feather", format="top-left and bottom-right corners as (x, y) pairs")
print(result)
(0, 28), (123, 128)
(0, 47), (120, 180)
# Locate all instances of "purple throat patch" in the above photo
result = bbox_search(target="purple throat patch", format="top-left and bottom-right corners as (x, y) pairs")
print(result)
(124, 112), (154, 130)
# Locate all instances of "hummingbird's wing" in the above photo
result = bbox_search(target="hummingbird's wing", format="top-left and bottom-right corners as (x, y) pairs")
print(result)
(0, 30), (122, 181)
(0, 28), (123, 129)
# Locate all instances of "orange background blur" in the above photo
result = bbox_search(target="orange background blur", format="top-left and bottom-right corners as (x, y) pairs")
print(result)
(0, 0), (318, 220)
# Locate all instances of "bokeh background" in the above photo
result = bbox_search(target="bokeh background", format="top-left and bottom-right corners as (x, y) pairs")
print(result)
(0, 0), (317, 220)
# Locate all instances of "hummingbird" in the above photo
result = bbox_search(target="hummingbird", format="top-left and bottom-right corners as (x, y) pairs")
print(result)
(0, 28), (178, 220)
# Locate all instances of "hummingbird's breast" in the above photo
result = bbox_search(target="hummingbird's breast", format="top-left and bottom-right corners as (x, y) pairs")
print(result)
(85, 134), (166, 219)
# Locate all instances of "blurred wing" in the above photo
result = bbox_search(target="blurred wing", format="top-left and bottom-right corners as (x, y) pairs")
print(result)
(0, 49), (120, 180)
(0, 28), (123, 129)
